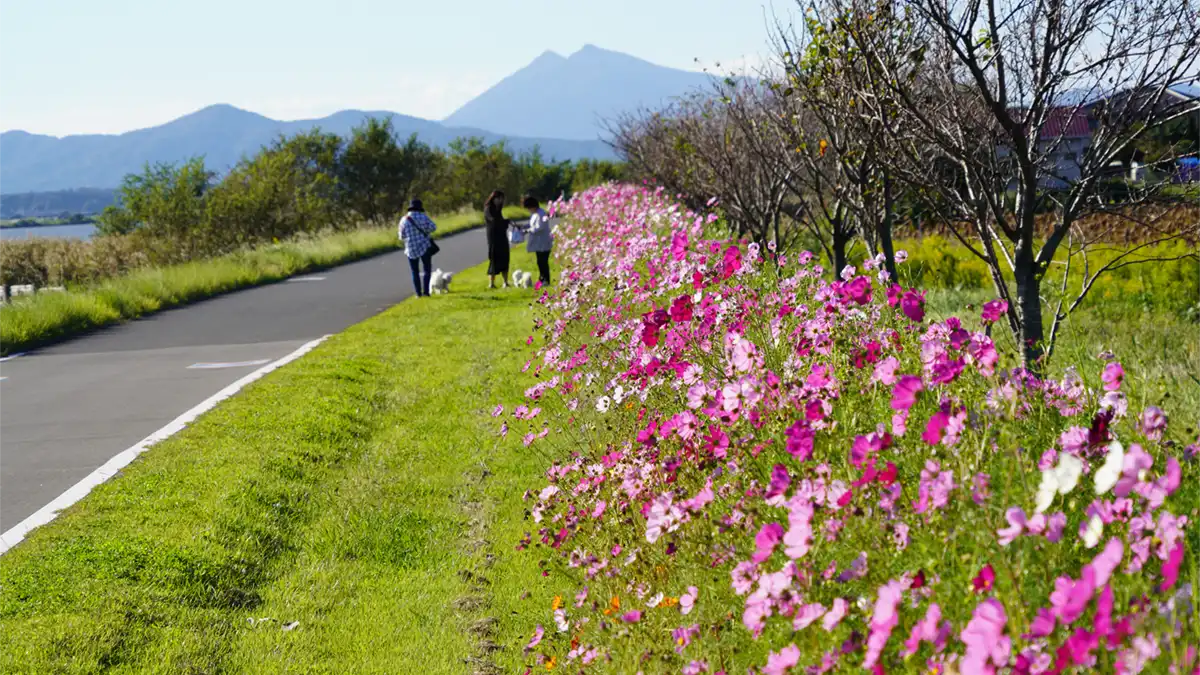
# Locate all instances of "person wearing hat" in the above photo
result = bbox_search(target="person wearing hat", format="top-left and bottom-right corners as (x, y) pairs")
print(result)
(399, 198), (438, 297)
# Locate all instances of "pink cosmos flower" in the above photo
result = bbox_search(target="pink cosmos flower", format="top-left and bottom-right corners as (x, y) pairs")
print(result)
(784, 420), (815, 461)
(901, 289), (926, 322)
(822, 598), (848, 631)
(1114, 444), (1153, 497)
(1050, 565), (1095, 624)
(731, 561), (759, 595)
(1159, 541), (1183, 592)
(680, 586), (698, 615)
(783, 499), (815, 559)
(794, 602), (826, 630)
(893, 521), (910, 551)
(1025, 608), (1056, 639)
(891, 375), (924, 411)
(872, 356), (901, 385)
(913, 460), (954, 514)
(972, 473), (990, 504)
(751, 522), (785, 563)
(846, 276), (872, 305)
(1137, 403), (1166, 441)
(1090, 537), (1124, 588)
(981, 298), (1008, 324)
(524, 624), (544, 652)
(1046, 511), (1065, 538)
(1101, 361), (1124, 391)
(997, 507), (1027, 546)
(960, 599), (1011, 674)
(902, 603), (944, 656)
(730, 336), (757, 372)
(621, 610), (642, 623)
(670, 230), (689, 260)
(922, 409), (950, 445)
(762, 644), (801, 675)
(972, 564), (996, 594)
(765, 464), (791, 505)
(682, 661), (708, 675)
(864, 579), (907, 668)
(670, 294), (695, 322)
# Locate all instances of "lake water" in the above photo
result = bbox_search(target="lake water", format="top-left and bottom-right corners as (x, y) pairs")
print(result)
(0, 223), (97, 241)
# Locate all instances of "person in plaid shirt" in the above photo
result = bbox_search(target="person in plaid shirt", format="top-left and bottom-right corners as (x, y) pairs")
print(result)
(399, 199), (438, 296)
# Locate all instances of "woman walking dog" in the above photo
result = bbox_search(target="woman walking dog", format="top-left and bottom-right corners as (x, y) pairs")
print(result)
(522, 195), (554, 285)
(399, 198), (438, 297)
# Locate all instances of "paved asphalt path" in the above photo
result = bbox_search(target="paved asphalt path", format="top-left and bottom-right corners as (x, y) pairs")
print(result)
(0, 225), (507, 530)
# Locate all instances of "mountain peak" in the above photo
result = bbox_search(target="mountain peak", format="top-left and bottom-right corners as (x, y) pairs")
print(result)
(532, 49), (566, 63)
(444, 45), (713, 140)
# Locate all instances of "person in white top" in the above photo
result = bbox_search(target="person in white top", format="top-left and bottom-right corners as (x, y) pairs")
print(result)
(522, 195), (554, 285)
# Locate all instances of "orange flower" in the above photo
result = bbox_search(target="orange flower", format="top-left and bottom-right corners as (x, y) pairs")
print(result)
(551, 595), (563, 611)
(603, 595), (620, 615)
(660, 596), (679, 608)
(819, 139), (829, 157)
(546, 656), (557, 670)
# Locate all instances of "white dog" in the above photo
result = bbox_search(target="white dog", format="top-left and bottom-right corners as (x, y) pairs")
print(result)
(429, 269), (454, 294)
(512, 269), (535, 288)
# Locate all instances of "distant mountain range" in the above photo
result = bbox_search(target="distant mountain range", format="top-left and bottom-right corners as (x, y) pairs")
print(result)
(0, 45), (715, 200)
(0, 107), (614, 195)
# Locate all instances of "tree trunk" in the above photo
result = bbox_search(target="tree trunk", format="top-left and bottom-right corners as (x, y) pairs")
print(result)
(1014, 241), (1046, 370)
(832, 225), (849, 280)
(880, 170), (898, 282)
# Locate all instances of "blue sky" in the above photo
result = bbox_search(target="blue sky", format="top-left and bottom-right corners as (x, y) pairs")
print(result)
(0, 0), (782, 136)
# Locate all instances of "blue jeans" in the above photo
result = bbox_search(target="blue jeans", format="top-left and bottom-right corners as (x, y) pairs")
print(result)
(408, 251), (433, 296)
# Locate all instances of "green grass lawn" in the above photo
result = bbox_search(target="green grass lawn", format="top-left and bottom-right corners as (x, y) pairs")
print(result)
(0, 249), (548, 674)
(0, 207), (528, 356)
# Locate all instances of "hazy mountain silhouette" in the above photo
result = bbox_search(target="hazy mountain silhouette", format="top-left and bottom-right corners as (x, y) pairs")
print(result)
(443, 44), (716, 140)
(0, 104), (615, 193)
(0, 45), (715, 194)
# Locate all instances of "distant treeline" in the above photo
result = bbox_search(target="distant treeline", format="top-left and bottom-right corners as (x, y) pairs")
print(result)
(0, 188), (115, 219)
(0, 213), (96, 228)
(95, 117), (626, 261)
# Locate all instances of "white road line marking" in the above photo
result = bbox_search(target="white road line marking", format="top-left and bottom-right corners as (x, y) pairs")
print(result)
(0, 376), (7, 381)
(287, 275), (326, 282)
(187, 359), (272, 370)
(0, 353), (25, 363)
(0, 335), (332, 556)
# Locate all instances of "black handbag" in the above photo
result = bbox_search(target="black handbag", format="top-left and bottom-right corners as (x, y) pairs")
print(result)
(427, 240), (440, 256)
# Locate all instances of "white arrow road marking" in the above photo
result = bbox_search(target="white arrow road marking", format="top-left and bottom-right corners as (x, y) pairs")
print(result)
(287, 276), (326, 282)
(187, 359), (272, 370)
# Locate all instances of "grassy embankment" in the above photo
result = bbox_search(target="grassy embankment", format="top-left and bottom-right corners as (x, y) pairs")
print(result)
(0, 247), (554, 673)
(0, 207), (527, 355)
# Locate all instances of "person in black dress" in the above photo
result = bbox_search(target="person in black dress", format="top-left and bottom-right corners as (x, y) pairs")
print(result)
(485, 190), (511, 288)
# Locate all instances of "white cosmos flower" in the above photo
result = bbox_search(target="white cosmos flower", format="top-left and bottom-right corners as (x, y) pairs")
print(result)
(1082, 514), (1104, 548)
(613, 385), (627, 403)
(1094, 440), (1124, 495)
(596, 396), (611, 413)
(1035, 453), (1084, 513)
